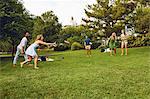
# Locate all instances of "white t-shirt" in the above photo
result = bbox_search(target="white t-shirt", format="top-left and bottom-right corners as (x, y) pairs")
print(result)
(121, 34), (128, 41)
(17, 37), (28, 50)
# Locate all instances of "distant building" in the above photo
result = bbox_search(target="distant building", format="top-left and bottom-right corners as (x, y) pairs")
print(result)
(70, 17), (77, 26)
(125, 25), (135, 35)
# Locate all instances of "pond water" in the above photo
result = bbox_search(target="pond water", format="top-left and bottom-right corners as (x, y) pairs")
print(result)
(0, 57), (24, 64)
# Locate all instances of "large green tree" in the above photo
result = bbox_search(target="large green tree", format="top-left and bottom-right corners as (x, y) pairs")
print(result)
(83, 0), (138, 37)
(133, 7), (150, 33)
(32, 11), (62, 42)
(0, 0), (33, 54)
(59, 25), (92, 44)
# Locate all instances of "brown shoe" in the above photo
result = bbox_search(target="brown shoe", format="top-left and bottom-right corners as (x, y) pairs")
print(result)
(34, 67), (39, 69)
(13, 64), (16, 67)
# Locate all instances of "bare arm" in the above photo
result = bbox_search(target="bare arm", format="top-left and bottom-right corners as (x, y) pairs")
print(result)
(38, 40), (56, 47)
(38, 40), (50, 46)
(21, 46), (24, 54)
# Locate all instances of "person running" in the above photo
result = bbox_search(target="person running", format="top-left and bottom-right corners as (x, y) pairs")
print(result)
(84, 36), (92, 57)
(20, 34), (56, 69)
(108, 32), (117, 56)
(120, 30), (128, 55)
(13, 32), (30, 67)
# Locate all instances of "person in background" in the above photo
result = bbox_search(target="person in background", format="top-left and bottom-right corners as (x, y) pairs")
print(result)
(108, 32), (117, 56)
(20, 34), (56, 69)
(84, 36), (92, 57)
(120, 30), (128, 55)
(13, 32), (30, 67)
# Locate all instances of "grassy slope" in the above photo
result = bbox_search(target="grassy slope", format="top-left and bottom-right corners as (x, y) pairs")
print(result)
(0, 47), (150, 99)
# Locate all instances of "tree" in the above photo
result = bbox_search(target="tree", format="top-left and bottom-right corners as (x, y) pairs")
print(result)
(133, 6), (150, 33)
(59, 25), (92, 44)
(83, 0), (137, 37)
(32, 11), (62, 42)
(0, 0), (33, 55)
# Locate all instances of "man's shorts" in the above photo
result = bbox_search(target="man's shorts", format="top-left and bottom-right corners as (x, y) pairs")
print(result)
(85, 45), (91, 50)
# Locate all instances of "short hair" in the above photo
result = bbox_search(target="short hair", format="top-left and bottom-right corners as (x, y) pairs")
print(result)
(24, 32), (29, 35)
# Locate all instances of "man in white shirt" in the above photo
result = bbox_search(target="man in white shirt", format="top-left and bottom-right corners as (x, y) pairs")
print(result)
(13, 32), (30, 67)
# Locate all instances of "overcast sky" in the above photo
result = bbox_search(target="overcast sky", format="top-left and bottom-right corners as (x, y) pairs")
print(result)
(22, 0), (96, 25)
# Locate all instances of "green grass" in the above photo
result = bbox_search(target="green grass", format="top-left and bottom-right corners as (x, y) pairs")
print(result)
(0, 47), (150, 99)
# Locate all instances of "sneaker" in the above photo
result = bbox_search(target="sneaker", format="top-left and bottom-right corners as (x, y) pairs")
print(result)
(20, 63), (23, 68)
(13, 64), (16, 67)
(34, 67), (39, 69)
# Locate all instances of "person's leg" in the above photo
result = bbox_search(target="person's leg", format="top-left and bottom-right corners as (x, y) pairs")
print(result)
(114, 48), (116, 56)
(87, 50), (88, 56)
(85, 46), (87, 56)
(87, 46), (91, 57)
(24, 53), (33, 66)
(125, 42), (128, 55)
(121, 42), (124, 56)
(89, 50), (91, 56)
(13, 48), (21, 66)
(89, 46), (91, 56)
(20, 56), (32, 68)
(110, 49), (112, 56)
(23, 52), (28, 61)
(34, 56), (39, 69)
(85, 46), (89, 57)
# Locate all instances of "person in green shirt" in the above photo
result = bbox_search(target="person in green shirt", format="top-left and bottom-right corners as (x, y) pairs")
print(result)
(109, 32), (117, 56)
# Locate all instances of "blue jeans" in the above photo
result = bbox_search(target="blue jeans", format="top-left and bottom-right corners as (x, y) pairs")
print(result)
(13, 47), (27, 65)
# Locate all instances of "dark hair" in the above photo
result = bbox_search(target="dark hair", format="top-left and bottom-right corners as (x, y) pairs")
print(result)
(24, 32), (29, 35)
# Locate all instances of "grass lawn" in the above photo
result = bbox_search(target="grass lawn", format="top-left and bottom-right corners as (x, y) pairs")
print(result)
(0, 47), (150, 99)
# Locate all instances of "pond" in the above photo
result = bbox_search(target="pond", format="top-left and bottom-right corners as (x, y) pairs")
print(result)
(0, 56), (24, 64)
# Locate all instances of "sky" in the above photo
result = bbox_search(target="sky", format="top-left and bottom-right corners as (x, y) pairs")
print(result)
(22, 0), (96, 25)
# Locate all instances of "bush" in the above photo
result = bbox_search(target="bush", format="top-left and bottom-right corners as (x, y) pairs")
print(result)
(98, 45), (107, 52)
(71, 42), (83, 51)
(54, 43), (69, 51)
(98, 45), (107, 49)
(0, 40), (12, 52)
(91, 41), (101, 49)
(67, 36), (82, 44)
(127, 33), (150, 47)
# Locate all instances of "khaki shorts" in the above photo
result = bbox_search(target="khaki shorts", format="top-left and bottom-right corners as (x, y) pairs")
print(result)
(85, 45), (91, 50)
(121, 41), (128, 46)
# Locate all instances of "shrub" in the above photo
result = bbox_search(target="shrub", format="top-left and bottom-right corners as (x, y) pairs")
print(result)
(0, 40), (12, 52)
(124, 33), (150, 48)
(127, 33), (150, 47)
(67, 36), (82, 44)
(71, 42), (83, 51)
(98, 45), (107, 49)
(91, 41), (101, 49)
(54, 43), (69, 51)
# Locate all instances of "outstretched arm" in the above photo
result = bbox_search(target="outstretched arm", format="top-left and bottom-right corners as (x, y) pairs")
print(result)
(38, 40), (57, 47)
(38, 41), (50, 46)
(48, 42), (57, 47)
